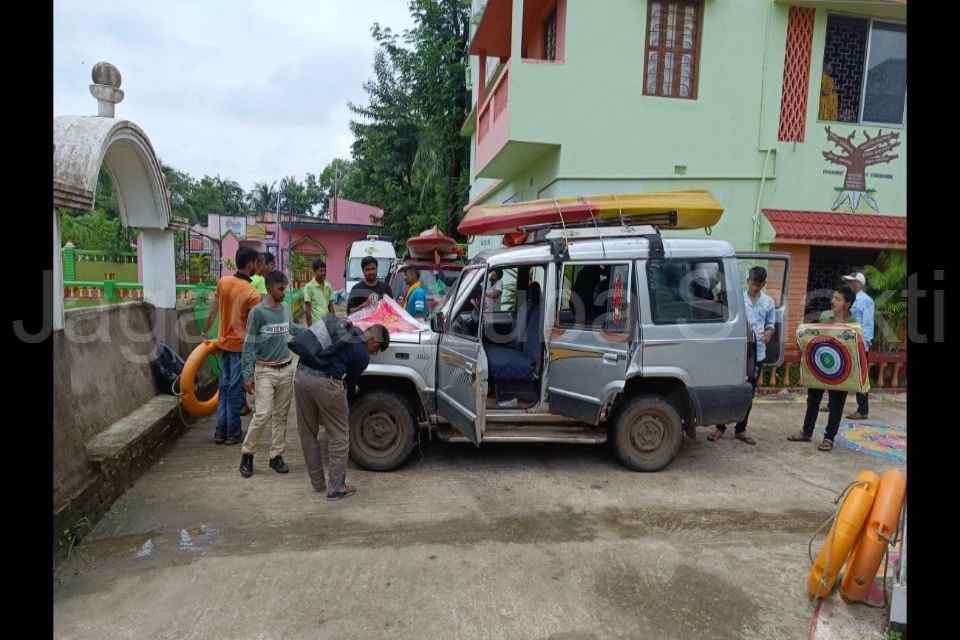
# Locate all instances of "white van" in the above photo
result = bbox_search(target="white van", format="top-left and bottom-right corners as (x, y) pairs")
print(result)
(344, 236), (397, 297)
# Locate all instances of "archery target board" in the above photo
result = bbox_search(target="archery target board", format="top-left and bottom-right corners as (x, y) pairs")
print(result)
(797, 323), (871, 393)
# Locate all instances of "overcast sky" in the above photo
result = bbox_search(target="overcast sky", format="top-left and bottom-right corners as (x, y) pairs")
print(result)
(54, 0), (415, 191)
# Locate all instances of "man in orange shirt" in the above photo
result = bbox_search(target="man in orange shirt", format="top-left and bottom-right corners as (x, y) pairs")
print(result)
(204, 247), (263, 444)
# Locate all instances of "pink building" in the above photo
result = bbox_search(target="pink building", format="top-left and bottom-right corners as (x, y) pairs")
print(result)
(277, 199), (384, 289)
(196, 199), (385, 289)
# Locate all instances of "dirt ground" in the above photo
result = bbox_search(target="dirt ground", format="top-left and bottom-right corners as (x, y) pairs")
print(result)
(54, 393), (906, 640)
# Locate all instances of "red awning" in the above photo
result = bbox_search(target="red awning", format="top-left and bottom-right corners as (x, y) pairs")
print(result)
(763, 209), (906, 249)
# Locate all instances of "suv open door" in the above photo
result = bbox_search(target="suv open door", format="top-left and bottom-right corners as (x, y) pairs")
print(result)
(436, 267), (488, 445)
(735, 252), (791, 367)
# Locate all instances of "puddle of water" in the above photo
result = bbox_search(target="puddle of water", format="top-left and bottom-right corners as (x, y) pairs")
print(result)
(178, 524), (217, 553)
(135, 539), (153, 559)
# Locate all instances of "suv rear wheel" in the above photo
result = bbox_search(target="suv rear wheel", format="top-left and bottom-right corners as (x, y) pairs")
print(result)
(612, 395), (683, 472)
(349, 391), (418, 471)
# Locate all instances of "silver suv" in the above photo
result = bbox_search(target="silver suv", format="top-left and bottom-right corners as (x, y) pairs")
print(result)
(348, 224), (790, 472)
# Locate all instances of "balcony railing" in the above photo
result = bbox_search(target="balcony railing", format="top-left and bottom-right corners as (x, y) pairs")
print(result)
(476, 59), (511, 174)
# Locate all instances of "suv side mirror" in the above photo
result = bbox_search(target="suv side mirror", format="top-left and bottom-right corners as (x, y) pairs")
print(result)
(431, 311), (445, 333)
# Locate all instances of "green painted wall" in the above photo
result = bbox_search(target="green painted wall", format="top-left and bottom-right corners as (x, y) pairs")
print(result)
(467, 0), (906, 252)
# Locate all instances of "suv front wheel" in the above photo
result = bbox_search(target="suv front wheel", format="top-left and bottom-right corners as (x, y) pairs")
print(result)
(612, 395), (683, 472)
(349, 391), (418, 471)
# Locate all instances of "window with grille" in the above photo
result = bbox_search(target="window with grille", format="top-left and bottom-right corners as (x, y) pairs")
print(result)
(643, 0), (704, 100)
(818, 15), (906, 125)
(544, 8), (558, 61)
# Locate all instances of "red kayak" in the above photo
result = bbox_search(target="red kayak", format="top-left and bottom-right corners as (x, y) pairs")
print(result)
(407, 225), (458, 258)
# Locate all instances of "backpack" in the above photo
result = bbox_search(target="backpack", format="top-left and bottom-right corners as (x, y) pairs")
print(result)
(151, 342), (186, 395)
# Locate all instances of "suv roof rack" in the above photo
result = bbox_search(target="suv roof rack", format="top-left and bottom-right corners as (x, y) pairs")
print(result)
(518, 213), (671, 259)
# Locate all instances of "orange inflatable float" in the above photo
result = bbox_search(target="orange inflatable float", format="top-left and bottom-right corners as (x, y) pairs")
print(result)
(807, 469), (880, 598)
(180, 340), (220, 417)
(841, 468), (906, 602)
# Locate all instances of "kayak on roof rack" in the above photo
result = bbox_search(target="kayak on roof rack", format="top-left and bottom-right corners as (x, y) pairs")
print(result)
(458, 189), (723, 236)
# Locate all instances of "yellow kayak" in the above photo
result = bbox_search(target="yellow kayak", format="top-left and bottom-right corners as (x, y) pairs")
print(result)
(459, 189), (723, 236)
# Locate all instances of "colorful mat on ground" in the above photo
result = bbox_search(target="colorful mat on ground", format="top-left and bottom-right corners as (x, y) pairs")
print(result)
(836, 420), (906, 465)
(797, 323), (871, 393)
(347, 295), (428, 335)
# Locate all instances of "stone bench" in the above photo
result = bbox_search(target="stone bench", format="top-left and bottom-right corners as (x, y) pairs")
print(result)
(86, 395), (182, 466)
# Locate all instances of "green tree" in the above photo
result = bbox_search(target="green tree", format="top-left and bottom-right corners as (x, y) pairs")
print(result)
(347, 0), (471, 245)
(865, 250), (908, 351)
(162, 163), (201, 223)
(247, 181), (278, 213)
(59, 210), (134, 254)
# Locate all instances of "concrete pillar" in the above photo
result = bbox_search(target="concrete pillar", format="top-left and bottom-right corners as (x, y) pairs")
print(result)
(136, 233), (144, 283)
(140, 228), (178, 346)
(53, 208), (64, 332)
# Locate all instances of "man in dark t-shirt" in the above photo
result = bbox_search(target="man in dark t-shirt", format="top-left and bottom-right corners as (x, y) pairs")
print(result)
(346, 256), (392, 315)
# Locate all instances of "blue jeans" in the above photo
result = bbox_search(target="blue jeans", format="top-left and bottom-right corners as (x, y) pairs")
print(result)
(216, 350), (245, 440)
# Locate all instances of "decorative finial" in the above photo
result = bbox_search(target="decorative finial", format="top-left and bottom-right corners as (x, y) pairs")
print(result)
(89, 62), (124, 118)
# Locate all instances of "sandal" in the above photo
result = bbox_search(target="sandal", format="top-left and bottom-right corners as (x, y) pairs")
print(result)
(787, 432), (812, 442)
(846, 412), (868, 420)
(818, 439), (834, 452)
(327, 485), (358, 501)
(735, 433), (757, 445)
(707, 428), (724, 442)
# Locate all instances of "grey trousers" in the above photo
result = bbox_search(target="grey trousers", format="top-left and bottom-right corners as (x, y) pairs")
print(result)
(294, 368), (350, 493)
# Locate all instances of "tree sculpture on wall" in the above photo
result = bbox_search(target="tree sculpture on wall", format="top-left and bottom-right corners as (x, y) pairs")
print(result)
(823, 126), (900, 212)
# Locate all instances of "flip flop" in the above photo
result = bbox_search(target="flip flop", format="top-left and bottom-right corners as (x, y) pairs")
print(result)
(735, 433), (757, 445)
(327, 485), (358, 501)
(818, 439), (835, 452)
(787, 432), (812, 442)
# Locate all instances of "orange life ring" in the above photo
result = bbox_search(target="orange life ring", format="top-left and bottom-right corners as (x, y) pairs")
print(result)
(807, 469), (880, 598)
(840, 468), (906, 602)
(180, 340), (220, 417)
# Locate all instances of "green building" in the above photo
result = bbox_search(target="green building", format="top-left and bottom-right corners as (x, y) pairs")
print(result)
(462, 0), (906, 344)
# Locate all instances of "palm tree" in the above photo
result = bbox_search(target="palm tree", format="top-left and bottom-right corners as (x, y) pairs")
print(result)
(248, 181), (278, 213)
(864, 250), (907, 352)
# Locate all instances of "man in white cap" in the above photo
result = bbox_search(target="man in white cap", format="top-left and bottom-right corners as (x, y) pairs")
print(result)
(842, 272), (874, 419)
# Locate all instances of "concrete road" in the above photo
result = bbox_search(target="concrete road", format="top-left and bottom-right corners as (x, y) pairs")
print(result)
(54, 394), (905, 640)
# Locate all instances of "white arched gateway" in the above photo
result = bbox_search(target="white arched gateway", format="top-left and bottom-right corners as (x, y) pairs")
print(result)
(53, 62), (176, 333)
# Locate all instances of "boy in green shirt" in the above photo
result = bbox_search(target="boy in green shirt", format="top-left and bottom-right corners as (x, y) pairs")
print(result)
(303, 258), (335, 325)
(239, 270), (306, 478)
(249, 252), (275, 297)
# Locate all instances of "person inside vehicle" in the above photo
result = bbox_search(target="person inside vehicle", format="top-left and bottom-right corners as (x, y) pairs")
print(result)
(400, 266), (428, 319)
(788, 285), (861, 452)
(484, 269), (503, 313)
(709, 266), (774, 445)
(346, 255), (392, 315)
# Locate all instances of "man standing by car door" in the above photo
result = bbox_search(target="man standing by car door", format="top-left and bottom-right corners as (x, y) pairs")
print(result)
(843, 272), (874, 419)
(346, 256), (392, 315)
(708, 266), (775, 445)
(291, 319), (390, 501)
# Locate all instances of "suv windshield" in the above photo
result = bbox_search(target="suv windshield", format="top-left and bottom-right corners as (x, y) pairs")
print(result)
(347, 258), (392, 280)
(391, 267), (462, 312)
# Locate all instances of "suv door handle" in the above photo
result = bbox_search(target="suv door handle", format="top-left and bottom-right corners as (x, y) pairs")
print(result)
(603, 353), (625, 364)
